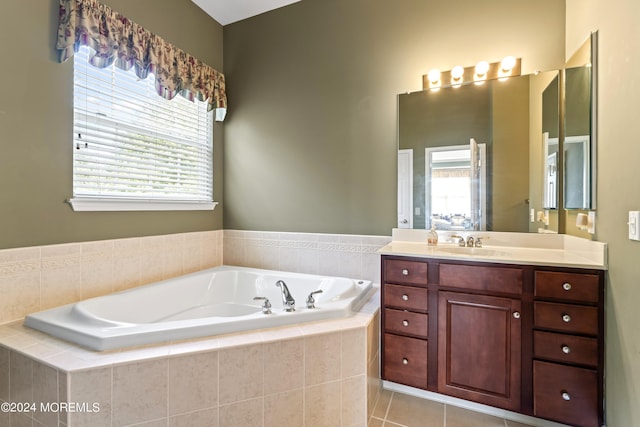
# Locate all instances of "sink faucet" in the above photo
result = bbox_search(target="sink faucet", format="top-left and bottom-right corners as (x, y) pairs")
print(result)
(466, 236), (475, 247)
(450, 235), (466, 247)
(276, 280), (296, 312)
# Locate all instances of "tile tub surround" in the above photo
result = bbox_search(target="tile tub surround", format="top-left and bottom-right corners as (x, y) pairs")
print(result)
(223, 230), (391, 284)
(0, 230), (224, 325)
(0, 289), (380, 427)
(0, 229), (389, 326)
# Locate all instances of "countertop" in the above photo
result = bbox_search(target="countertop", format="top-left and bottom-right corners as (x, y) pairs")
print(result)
(379, 229), (607, 270)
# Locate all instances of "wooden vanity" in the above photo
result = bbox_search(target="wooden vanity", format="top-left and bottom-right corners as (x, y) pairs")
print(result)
(380, 248), (605, 427)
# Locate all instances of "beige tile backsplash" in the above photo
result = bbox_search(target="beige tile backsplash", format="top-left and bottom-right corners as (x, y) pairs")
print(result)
(0, 230), (224, 325)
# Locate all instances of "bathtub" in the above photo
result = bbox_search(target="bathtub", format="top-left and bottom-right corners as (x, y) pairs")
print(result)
(24, 265), (373, 351)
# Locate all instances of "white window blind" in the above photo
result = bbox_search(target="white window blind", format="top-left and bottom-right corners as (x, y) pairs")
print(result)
(70, 46), (215, 211)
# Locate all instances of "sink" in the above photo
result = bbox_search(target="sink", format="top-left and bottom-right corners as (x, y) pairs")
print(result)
(434, 246), (511, 257)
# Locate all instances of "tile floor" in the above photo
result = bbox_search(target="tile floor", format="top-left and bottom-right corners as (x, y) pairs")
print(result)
(369, 389), (535, 427)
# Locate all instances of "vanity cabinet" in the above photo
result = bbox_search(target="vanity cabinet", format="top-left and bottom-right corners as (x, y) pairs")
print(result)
(381, 255), (605, 427)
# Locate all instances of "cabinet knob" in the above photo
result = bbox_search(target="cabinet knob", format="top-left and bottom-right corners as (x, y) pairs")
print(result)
(512, 311), (521, 319)
(561, 391), (571, 401)
(562, 345), (571, 354)
(562, 314), (572, 323)
(401, 269), (409, 276)
(402, 294), (409, 301)
(402, 358), (409, 365)
(402, 320), (409, 327)
(562, 282), (572, 291)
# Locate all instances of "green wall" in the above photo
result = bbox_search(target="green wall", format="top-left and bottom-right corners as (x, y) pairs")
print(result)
(222, 0), (565, 236)
(0, 0), (224, 250)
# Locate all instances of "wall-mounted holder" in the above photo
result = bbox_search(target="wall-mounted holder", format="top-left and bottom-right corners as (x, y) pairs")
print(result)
(576, 212), (596, 234)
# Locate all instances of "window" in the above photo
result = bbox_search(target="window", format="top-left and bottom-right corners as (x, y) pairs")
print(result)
(69, 46), (216, 211)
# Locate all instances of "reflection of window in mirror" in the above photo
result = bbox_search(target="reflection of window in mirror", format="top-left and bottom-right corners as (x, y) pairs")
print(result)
(425, 143), (486, 231)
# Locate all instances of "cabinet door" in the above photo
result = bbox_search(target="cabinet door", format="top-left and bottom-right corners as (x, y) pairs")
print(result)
(438, 291), (522, 411)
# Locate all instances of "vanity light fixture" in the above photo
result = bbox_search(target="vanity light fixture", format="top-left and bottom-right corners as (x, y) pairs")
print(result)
(423, 57), (521, 90)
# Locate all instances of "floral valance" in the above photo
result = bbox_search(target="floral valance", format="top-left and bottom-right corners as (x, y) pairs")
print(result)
(56, 0), (227, 121)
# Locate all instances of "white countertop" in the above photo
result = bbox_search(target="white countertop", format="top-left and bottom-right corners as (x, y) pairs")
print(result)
(379, 229), (607, 270)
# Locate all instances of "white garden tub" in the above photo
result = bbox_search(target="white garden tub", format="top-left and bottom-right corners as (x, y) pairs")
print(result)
(25, 265), (373, 351)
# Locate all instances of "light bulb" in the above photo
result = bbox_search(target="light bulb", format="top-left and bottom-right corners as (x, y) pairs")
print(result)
(501, 56), (516, 72)
(475, 61), (489, 77)
(427, 69), (441, 85)
(451, 66), (464, 80)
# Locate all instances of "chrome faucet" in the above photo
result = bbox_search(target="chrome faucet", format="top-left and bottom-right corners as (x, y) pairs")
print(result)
(450, 235), (466, 247)
(451, 234), (487, 247)
(253, 296), (272, 314)
(276, 280), (296, 312)
(306, 290), (323, 309)
(466, 236), (475, 247)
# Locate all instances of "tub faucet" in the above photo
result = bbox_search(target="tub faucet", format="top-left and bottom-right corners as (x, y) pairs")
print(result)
(276, 280), (296, 312)
(306, 290), (323, 309)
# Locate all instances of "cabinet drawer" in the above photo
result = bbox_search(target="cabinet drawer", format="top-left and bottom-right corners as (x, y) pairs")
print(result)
(384, 309), (428, 338)
(535, 271), (600, 304)
(439, 264), (523, 295)
(384, 259), (428, 287)
(534, 302), (598, 335)
(383, 284), (428, 312)
(534, 331), (598, 368)
(383, 333), (428, 389)
(534, 360), (599, 427)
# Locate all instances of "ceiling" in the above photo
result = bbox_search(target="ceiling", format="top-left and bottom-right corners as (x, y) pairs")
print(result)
(191, 0), (302, 25)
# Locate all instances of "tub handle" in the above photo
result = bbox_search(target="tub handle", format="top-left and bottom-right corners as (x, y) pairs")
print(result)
(253, 297), (272, 314)
(306, 290), (324, 309)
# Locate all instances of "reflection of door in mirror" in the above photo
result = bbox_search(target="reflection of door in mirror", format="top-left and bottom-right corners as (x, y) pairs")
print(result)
(545, 156), (558, 208)
(564, 135), (590, 209)
(398, 149), (413, 228)
(425, 142), (486, 231)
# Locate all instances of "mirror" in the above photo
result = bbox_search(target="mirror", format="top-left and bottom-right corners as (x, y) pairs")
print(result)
(564, 32), (597, 210)
(542, 74), (560, 210)
(398, 75), (532, 232)
(397, 34), (597, 233)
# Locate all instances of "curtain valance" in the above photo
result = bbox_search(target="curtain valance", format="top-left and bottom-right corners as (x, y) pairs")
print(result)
(57, 0), (227, 121)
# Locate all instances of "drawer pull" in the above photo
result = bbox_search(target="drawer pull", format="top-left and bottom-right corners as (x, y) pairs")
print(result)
(562, 282), (572, 291)
(402, 320), (409, 327)
(402, 294), (409, 301)
(512, 311), (521, 319)
(402, 358), (409, 365)
(401, 269), (409, 276)
(562, 314), (572, 323)
(561, 391), (571, 401)
(562, 345), (571, 354)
